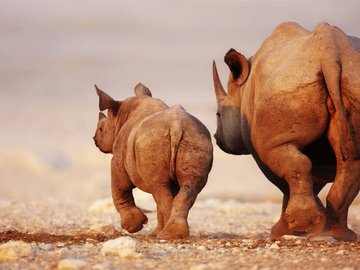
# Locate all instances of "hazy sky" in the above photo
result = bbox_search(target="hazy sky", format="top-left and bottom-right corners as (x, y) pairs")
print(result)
(1, 1), (359, 201)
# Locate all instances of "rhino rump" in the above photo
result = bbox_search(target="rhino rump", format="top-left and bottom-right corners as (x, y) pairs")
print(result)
(123, 106), (213, 192)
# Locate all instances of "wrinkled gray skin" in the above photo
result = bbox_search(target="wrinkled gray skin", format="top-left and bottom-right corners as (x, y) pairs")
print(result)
(213, 22), (360, 241)
(93, 83), (213, 239)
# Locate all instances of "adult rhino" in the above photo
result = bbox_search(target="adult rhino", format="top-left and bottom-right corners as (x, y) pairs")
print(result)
(213, 22), (360, 241)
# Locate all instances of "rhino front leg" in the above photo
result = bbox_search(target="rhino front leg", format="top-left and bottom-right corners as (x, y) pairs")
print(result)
(271, 194), (293, 237)
(111, 160), (148, 233)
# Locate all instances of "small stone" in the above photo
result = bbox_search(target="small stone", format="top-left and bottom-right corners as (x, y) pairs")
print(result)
(101, 237), (141, 259)
(282, 235), (302, 240)
(336, 249), (347, 255)
(57, 259), (87, 270)
(38, 243), (53, 251)
(89, 224), (115, 233)
(269, 243), (280, 249)
(295, 240), (302, 245)
(85, 238), (98, 244)
(197, 245), (206, 251)
(0, 240), (33, 261)
(159, 239), (167, 243)
(309, 236), (336, 243)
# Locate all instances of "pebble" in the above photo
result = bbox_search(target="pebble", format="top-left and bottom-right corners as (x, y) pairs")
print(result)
(100, 237), (141, 259)
(38, 243), (53, 251)
(309, 236), (336, 243)
(281, 235), (302, 240)
(89, 224), (114, 233)
(269, 243), (280, 249)
(0, 240), (33, 261)
(57, 259), (87, 270)
(336, 249), (347, 255)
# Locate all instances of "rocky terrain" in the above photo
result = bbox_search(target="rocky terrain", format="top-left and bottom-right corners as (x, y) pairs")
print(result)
(0, 197), (359, 270)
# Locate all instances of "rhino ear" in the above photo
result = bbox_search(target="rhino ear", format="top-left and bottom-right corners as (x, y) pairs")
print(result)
(134, 83), (152, 97)
(95, 85), (119, 114)
(224, 48), (250, 86)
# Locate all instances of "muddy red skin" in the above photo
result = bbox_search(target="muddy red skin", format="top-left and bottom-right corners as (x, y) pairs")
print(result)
(213, 22), (360, 241)
(94, 83), (213, 239)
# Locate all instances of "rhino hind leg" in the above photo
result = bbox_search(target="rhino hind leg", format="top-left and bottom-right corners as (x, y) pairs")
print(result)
(324, 160), (360, 241)
(323, 118), (360, 241)
(157, 178), (207, 240)
(271, 181), (326, 238)
(151, 183), (175, 237)
(262, 144), (327, 234)
(271, 194), (294, 238)
(323, 159), (360, 241)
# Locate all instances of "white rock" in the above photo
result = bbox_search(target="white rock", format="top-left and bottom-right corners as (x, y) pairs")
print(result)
(38, 243), (53, 251)
(88, 198), (115, 213)
(269, 243), (280, 249)
(0, 240), (33, 261)
(336, 249), (347, 255)
(57, 259), (87, 270)
(281, 235), (302, 240)
(100, 237), (141, 259)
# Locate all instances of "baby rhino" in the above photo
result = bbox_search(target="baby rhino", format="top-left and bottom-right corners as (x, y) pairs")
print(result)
(93, 83), (213, 239)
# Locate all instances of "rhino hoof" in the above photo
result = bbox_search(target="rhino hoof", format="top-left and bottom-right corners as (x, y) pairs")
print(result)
(285, 194), (326, 234)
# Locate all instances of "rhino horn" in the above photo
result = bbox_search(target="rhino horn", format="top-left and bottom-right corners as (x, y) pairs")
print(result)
(213, 60), (227, 101)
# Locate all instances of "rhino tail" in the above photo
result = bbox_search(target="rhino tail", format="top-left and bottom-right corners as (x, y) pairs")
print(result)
(169, 123), (183, 180)
(320, 24), (355, 160)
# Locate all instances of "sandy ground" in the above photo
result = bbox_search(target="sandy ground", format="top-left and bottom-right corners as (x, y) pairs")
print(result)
(0, 197), (359, 270)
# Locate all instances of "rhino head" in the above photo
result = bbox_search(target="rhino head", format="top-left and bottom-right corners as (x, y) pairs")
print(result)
(213, 48), (250, 155)
(93, 85), (121, 154)
(93, 84), (153, 154)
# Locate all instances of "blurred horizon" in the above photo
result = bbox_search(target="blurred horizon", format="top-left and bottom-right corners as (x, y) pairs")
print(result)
(1, 1), (360, 204)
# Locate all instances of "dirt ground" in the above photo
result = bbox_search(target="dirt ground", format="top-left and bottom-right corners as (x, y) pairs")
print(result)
(0, 198), (359, 270)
